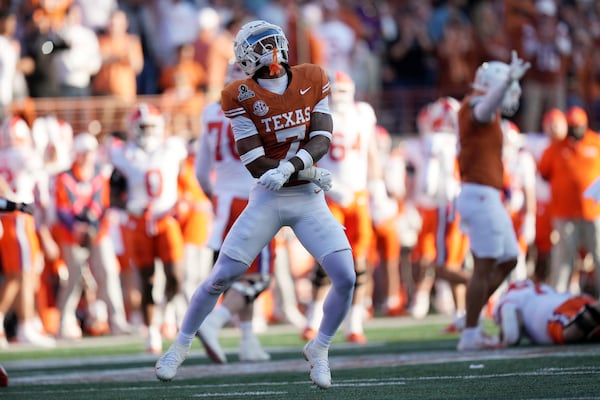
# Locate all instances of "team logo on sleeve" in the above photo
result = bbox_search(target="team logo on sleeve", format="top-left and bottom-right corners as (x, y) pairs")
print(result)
(237, 84), (255, 102)
(253, 100), (269, 117)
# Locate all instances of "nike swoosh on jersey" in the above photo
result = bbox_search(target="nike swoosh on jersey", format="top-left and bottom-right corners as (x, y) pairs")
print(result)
(300, 87), (312, 95)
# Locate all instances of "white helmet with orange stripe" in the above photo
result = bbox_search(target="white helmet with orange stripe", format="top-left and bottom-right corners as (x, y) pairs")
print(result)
(127, 103), (165, 152)
(329, 70), (355, 111)
(417, 97), (460, 136)
(0, 116), (33, 149)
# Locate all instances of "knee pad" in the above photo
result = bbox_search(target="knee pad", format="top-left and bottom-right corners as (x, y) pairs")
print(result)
(311, 264), (331, 288)
(354, 258), (369, 288)
(202, 254), (248, 295)
(231, 275), (271, 304)
(141, 280), (155, 305)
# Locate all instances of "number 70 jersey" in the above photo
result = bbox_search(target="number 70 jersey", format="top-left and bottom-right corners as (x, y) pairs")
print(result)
(197, 102), (255, 197)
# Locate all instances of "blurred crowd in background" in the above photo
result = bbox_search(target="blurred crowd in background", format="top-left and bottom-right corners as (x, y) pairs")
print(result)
(2, 0), (600, 135)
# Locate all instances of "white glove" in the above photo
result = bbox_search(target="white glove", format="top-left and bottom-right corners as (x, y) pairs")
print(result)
(508, 50), (531, 82)
(584, 177), (600, 202)
(298, 167), (333, 191)
(258, 161), (295, 191)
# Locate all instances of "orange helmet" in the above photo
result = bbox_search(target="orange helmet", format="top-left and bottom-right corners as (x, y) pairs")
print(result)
(565, 106), (588, 128)
(0, 116), (33, 149)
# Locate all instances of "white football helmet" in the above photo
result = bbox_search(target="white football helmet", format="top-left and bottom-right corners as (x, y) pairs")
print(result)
(127, 103), (165, 152)
(0, 116), (33, 149)
(233, 20), (289, 76)
(417, 97), (460, 135)
(329, 70), (355, 110)
(472, 61), (522, 116)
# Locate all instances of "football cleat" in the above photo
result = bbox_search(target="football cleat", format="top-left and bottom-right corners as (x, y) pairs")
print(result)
(196, 322), (227, 364)
(146, 327), (163, 355)
(301, 327), (317, 342)
(457, 327), (503, 351)
(346, 332), (367, 344)
(155, 342), (189, 381)
(303, 340), (331, 389)
(239, 335), (270, 362)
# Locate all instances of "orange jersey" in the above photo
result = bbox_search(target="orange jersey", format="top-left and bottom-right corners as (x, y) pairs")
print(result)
(54, 164), (111, 244)
(176, 156), (211, 246)
(457, 96), (504, 190)
(538, 130), (600, 220)
(221, 64), (329, 161)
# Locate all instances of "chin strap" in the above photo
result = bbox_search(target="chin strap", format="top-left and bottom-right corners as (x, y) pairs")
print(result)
(269, 48), (282, 76)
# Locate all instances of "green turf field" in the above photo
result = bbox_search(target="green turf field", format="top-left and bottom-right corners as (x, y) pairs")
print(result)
(1, 315), (599, 400)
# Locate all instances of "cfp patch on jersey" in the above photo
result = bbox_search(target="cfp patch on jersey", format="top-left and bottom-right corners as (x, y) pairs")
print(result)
(253, 100), (269, 117)
(237, 84), (255, 102)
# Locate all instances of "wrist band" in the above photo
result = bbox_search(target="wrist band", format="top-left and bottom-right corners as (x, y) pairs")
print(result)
(295, 148), (314, 169)
(240, 146), (265, 165)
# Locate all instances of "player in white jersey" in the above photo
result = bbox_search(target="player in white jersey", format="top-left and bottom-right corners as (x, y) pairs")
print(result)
(501, 120), (536, 280)
(193, 62), (274, 363)
(0, 116), (56, 348)
(110, 103), (187, 354)
(493, 279), (600, 345)
(406, 98), (469, 322)
(303, 70), (387, 344)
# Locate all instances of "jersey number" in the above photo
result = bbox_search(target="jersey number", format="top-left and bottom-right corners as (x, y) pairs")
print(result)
(207, 121), (239, 161)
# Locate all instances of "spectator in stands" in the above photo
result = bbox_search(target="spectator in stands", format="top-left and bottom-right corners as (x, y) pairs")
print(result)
(118, 0), (162, 95)
(0, 11), (19, 118)
(53, 5), (102, 97)
(193, 7), (221, 74)
(470, 1), (510, 66)
(538, 106), (600, 297)
(92, 9), (143, 100)
(74, 0), (117, 34)
(520, 0), (572, 132)
(20, 9), (63, 98)
(382, 2), (434, 132)
(205, 13), (245, 102)
(434, 14), (477, 99)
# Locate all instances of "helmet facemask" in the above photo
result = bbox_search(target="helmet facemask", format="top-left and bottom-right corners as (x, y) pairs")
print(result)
(234, 21), (289, 76)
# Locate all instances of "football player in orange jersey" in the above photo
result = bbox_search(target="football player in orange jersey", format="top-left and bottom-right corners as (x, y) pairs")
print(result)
(193, 61), (274, 364)
(455, 51), (530, 351)
(156, 20), (354, 389)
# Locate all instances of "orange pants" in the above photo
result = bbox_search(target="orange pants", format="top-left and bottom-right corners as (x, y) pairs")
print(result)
(122, 213), (184, 268)
(0, 212), (42, 274)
